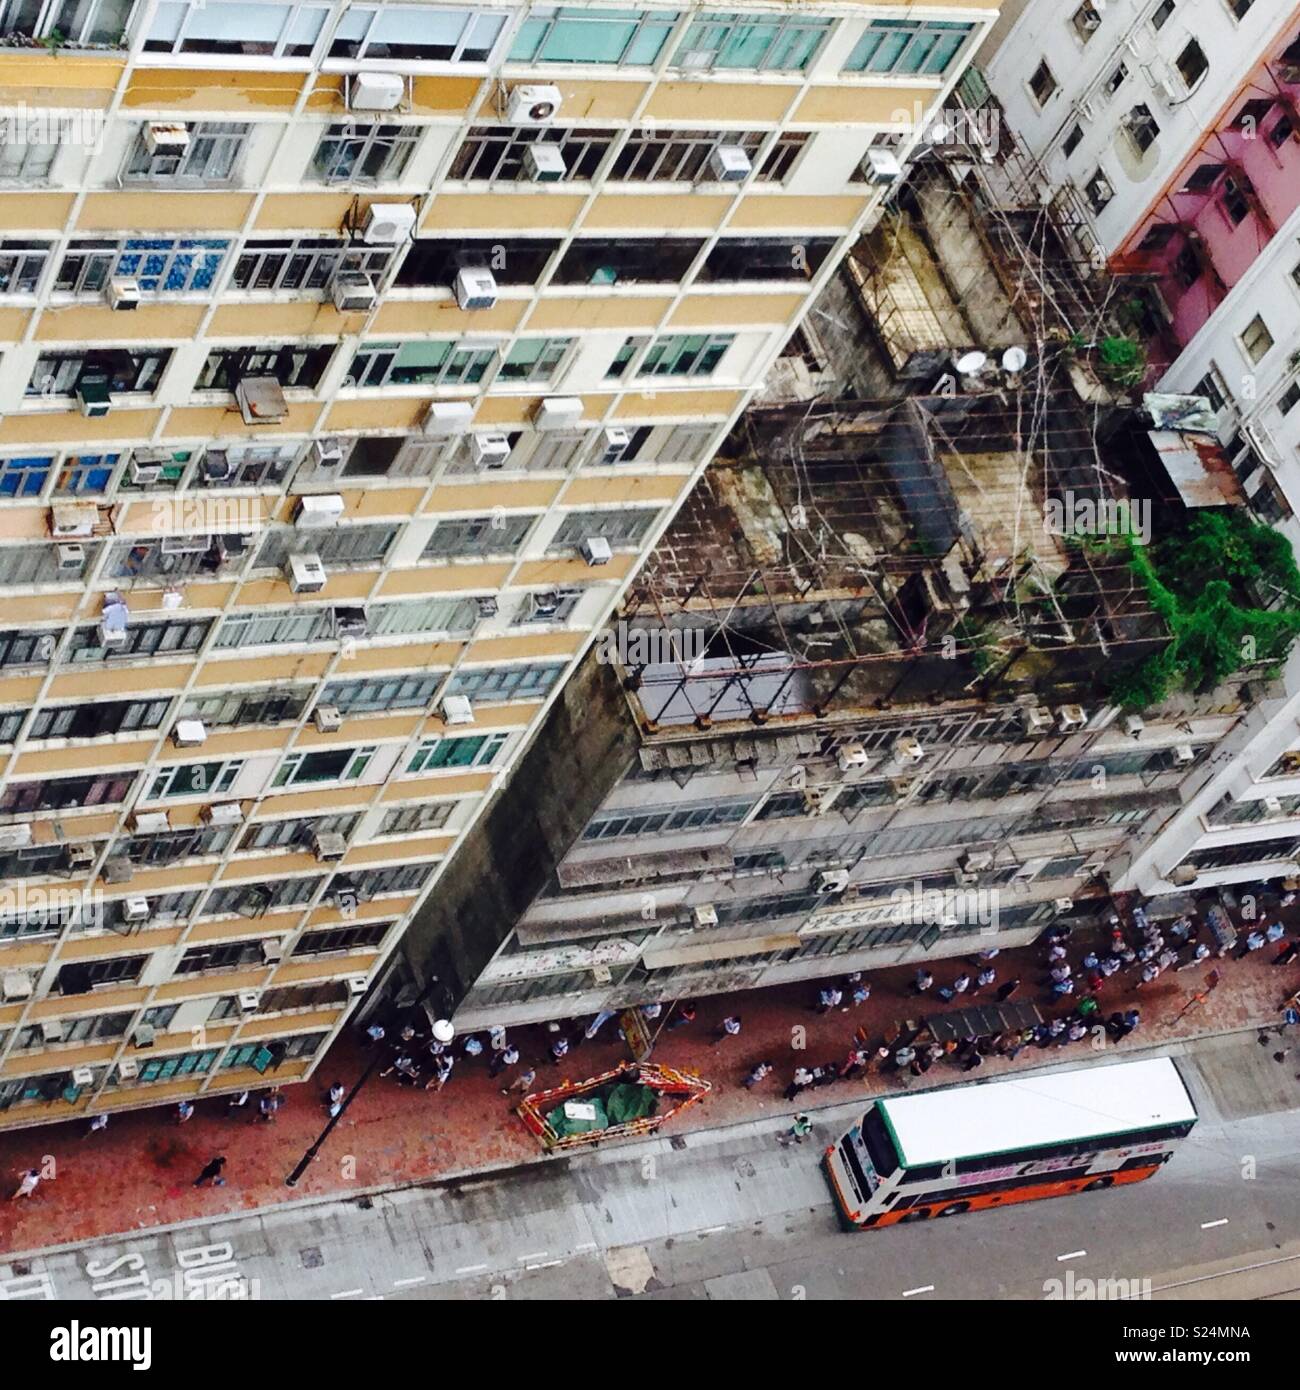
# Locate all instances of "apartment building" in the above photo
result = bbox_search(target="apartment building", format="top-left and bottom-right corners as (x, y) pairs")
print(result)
(0, 0), (1002, 1129)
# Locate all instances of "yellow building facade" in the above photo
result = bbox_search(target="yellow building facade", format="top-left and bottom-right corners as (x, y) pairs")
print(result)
(0, 0), (996, 1127)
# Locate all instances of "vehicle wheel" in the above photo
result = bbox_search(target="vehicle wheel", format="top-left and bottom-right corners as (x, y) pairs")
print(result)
(937, 1202), (970, 1217)
(1084, 1176), (1114, 1191)
(900, 1209), (932, 1222)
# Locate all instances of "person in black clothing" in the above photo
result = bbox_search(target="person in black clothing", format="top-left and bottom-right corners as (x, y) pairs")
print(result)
(194, 1156), (226, 1188)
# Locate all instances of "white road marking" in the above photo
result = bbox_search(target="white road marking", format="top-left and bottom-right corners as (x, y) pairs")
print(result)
(525, 1259), (564, 1271)
(393, 1276), (426, 1287)
(330, 1288), (364, 1300)
(574, 1242), (597, 1253)
(902, 1284), (935, 1298)
(699, 1225), (728, 1235)
(455, 1263), (488, 1275)
(1057, 1250), (1087, 1261)
(1200, 1219), (1229, 1230)
(517, 1251), (549, 1263)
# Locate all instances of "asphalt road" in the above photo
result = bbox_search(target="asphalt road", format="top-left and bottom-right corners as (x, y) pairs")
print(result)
(1, 1031), (1296, 1302)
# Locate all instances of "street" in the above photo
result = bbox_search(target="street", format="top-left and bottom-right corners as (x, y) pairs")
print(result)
(1, 1031), (1296, 1302)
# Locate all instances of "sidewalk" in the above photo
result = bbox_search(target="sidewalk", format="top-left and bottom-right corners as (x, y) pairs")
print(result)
(2, 916), (1297, 1258)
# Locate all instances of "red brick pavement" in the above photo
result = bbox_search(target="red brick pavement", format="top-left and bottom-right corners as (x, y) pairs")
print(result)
(1, 922), (1297, 1258)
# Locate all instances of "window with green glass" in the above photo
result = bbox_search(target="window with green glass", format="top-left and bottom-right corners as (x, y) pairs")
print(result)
(137, 1048), (219, 1083)
(498, 336), (573, 382)
(348, 339), (497, 388)
(843, 19), (975, 75)
(635, 333), (734, 377)
(510, 7), (679, 65)
(407, 731), (508, 772)
(673, 12), (833, 72)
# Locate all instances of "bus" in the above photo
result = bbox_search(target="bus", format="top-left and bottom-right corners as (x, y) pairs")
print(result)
(824, 1056), (1197, 1229)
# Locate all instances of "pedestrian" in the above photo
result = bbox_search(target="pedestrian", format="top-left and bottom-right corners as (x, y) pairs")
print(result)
(488, 1026), (508, 1053)
(872, 1044), (891, 1073)
(995, 977), (1021, 1002)
(193, 1156), (227, 1188)
(462, 1035), (484, 1059)
(84, 1113), (108, 1137)
(176, 1100), (194, 1124)
(549, 1034), (570, 1064)
(1050, 977), (1075, 998)
(227, 1090), (249, 1113)
(715, 1015), (741, 1042)
(1266, 920), (1286, 943)
(1169, 917), (1193, 943)
(1049, 963), (1072, 983)
(974, 966), (996, 992)
(1099, 955), (1121, 978)
(816, 985), (843, 1014)
(583, 1008), (618, 1042)
(975, 947), (1000, 965)
(380, 1052), (413, 1079)
(641, 1002), (662, 1021)
(912, 968), (933, 994)
(1064, 1020), (1088, 1044)
(502, 1066), (537, 1096)
(962, 1050), (984, 1073)
(489, 1044), (520, 1078)
(1134, 961), (1160, 990)
(425, 1053), (454, 1092)
(1047, 943), (1067, 964)
(399, 1024), (417, 1044)
(1076, 995), (1100, 1020)
(328, 1082), (345, 1107)
(811, 1063), (837, 1089)
(743, 1060), (774, 1089)
(666, 1001), (697, 1031)
(778, 1114), (813, 1147)
(364, 1023), (386, 1044)
(893, 1044), (916, 1070)
(784, 1066), (814, 1101)
(1272, 939), (1299, 967)
(10, 1169), (40, 1200)
(1237, 929), (1267, 958)
(951, 973), (971, 995)
(258, 1093), (278, 1121)
(840, 1048), (869, 1080)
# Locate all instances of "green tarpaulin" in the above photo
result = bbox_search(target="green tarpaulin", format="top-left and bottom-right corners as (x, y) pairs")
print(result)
(545, 1080), (660, 1137)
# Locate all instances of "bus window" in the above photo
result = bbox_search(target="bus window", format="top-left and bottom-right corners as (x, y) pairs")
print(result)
(860, 1109), (899, 1177)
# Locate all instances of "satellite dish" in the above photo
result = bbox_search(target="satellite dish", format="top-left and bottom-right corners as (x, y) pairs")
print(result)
(1002, 346), (1029, 373)
(954, 351), (988, 376)
(431, 1019), (454, 1044)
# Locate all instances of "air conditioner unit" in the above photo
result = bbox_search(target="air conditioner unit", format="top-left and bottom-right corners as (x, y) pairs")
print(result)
(1263, 796), (1284, 817)
(863, 148), (903, 185)
(475, 595), (498, 620)
(453, 267), (498, 311)
(235, 376), (288, 425)
(1123, 714), (1145, 738)
(41, 1020), (64, 1043)
(313, 831), (348, 862)
(1022, 706), (1055, 735)
(122, 895), (150, 923)
(129, 461), (161, 486)
(237, 989), (261, 1014)
(360, 202), (417, 244)
(132, 1024), (156, 1048)
(528, 590), (560, 620)
(313, 705), (342, 733)
(2, 970), (32, 1001)
(535, 396), (582, 431)
(261, 939), (283, 963)
(286, 552), (327, 594)
(959, 850), (993, 875)
(693, 903), (718, 927)
(892, 775), (922, 800)
(107, 277), (140, 311)
(1092, 175), (1115, 202)
(51, 503), (96, 539)
(98, 622), (127, 649)
(132, 811), (170, 835)
(117, 1058), (139, 1079)
(312, 438), (345, 471)
(524, 143), (566, 182)
(1057, 704), (1087, 732)
(470, 432), (511, 468)
(331, 607), (368, 639)
(347, 976), (368, 996)
(506, 84), (563, 124)
(423, 400), (473, 437)
(202, 452), (231, 482)
(55, 543), (85, 572)
(172, 719), (207, 748)
(1168, 864), (1198, 885)
(580, 536), (612, 566)
(816, 869), (849, 894)
(160, 534), (209, 555)
(802, 786), (830, 815)
(1173, 744), (1195, 765)
(67, 843), (96, 869)
(1053, 897), (1074, 913)
(203, 802), (244, 826)
(101, 857), (133, 884)
(0, 823), (32, 850)
(441, 695), (475, 725)
(144, 121), (190, 153)
(332, 271), (377, 312)
(707, 145), (752, 182)
(837, 743), (869, 772)
(72, 1066), (95, 1087)
(295, 493), (345, 528)
(350, 70), (405, 112)
(598, 427), (631, 465)
(892, 735), (925, 765)
(77, 374), (111, 418)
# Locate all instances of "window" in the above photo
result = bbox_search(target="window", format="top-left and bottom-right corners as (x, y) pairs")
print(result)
(200, 442), (296, 488)
(111, 823), (234, 865)
(239, 812), (358, 852)
(1151, 0), (1176, 29)
(204, 878), (321, 916)
(55, 237), (229, 294)
(1125, 104), (1159, 154)
(553, 237), (704, 285)
(551, 506), (659, 549)
(510, 7), (679, 66)
(214, 607), (333, 649)
(146, 1), (329, 56)
(498, 336), (573, 383)
(175, 939), (267, 974)
(311, 122), (420, 184)
(1241, 315), (1275, 364)
(699, 237), (834, 283)
(1085, 168), (1114, 214)
(0, 456), (52, 498)
(179, 686), (312, 729)
(134, 1049), (220, 1084)
(1138, 223), (1178, 252)
(634, 333), (734, 378)
(444, 662), (565, 702)
(1195, 366), (1230, 412)
(272, 746), (377, 788)
(1175, 38), (1207, 87)
(0, 240), (50, 294)
(1227, 0), (1254, 18)
(1029, 60), (1057, 106)
(124, 122), (248, 183)
(347, 339), (496, 388)
(1268, 112), (1296, 149)
(449, 125), (616, 181)
(406, 731), (508, 771)
(395, 237), (559, 287)
(348, 863), (434, 896)
(148, 759), (243, 800)
(0, 126), (60, 184)
(1279, 382), (1300, 416)
(1221, 175), (1251, 224)
(844, 18), (974, 74)
(29, 697), (169, 740)
(197, 342), (334, 392)
(254, 523), (396, 571)
(1062, 123), (1084, 159)
(369, 596), (479, 637)
(231, 237), (391, 292)
(55, 452), (117, 495)
(514, 587), (581, 624)
(1173, 242), (1200, 288)
(65, 617), (211, 663)
(584, 797), (753, 839)
(320, 673), (445, 714)
(672, 12), (833, 72)
(2, 0), (137, 44)
(0, 627), (59, 670)
(330, 4), (507, 61)
(1071, 3), (1102, 41)
(56, 955), (145, 993)
(380, 802), (456, 835)
(27, 347), (171, 397)
(293, 922), (391, 955)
